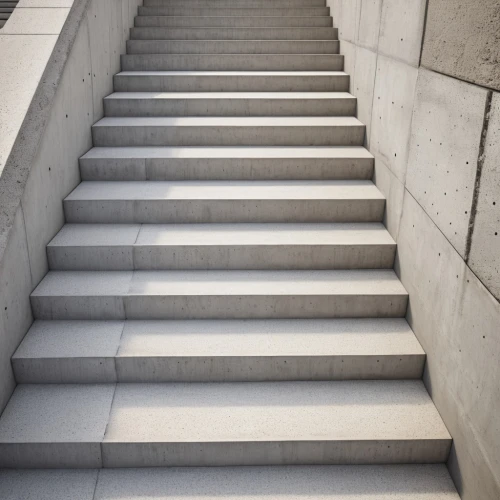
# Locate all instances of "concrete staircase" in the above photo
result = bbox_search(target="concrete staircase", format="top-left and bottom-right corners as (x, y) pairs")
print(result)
(0, 0), (459, 497)
(0, 0), (18, 28)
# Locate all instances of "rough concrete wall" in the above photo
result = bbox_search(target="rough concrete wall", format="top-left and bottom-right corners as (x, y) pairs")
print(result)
(328, 1), (500, 498)
(421, 0), (500, 91)
(0, 0), (142, 414)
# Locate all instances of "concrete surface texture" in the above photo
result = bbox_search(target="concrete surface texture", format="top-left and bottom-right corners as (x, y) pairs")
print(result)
(0, 0), (494, 498)
(421, 0), (500, 92)
(0, 466), (460, 499)
(328, 0), (500, 499)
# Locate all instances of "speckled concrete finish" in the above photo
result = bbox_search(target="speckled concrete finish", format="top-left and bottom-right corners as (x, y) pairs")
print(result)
(30, 269), (408, 320)
(47, 222), (396, 270)
(12, 318), (425, 382)
(0, 465), (461, 499)
(0, 381), (451, 467)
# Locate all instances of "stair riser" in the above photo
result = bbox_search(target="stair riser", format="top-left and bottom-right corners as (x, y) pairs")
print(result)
(92, 125), (364, 147)
(130, 27), (337, 40)
(113, 74), (350, 92)
(121, 54), (343, 71)
(79, 158), (374, 181)
(103, 440), (450, 468)
(47, 244), (396, 271)
(103, 98), (356, 117)
(137, 7), (331, 17)
(0, 444), (101, 469)
(30, 294), (408, 321)
(135, 17), (333, 28)
(63, 200), (384, 224)
(144, 0), (327, 7)
(126, 40), (339, 55)
(0, 439), (450, 469)
(13, 354), (424, 384)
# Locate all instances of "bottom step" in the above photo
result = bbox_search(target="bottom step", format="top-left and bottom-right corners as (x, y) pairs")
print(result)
(0, 381), (451, 468)
(0, 465), (460, 499)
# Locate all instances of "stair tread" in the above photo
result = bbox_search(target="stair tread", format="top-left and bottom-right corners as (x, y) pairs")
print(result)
(31, 269), (407, 297)
(49, 222), (394, 247)
(14, 318), (423, 360)
(105, 91), (354, 100)
(0, 381), (450, 445)
(116, 70), (348, 76)
(65, 180), (384, 201)
(93, 116), (362, 127)
(0, 465), (461, 499)
(81, 146), (373, 160)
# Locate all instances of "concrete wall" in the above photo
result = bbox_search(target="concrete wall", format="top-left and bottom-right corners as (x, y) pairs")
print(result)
(328, 1), (500, 499)
(0, 0), (141, 413)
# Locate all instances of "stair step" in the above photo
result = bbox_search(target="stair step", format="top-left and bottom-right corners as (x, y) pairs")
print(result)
(63, 180), (384, 224)
(103, 92), (356, 117)
(30, 269), (407, 320)
(143, 0), (327, 7)
(130, 26), (337, 40)
(47, 223), (396, 271)
(91, 117), (364, 147)
(121, 54), (343, 71)
(113, 71), (350, 92)
(125, 40), (339, 55)
(137, 7), (331, 17)
(0, 465), (461, 499)
(135, 16), (333, 28)
(13, 318), (424, 383)
(0, 381), (450, 467)
(79, 146), (374, 181)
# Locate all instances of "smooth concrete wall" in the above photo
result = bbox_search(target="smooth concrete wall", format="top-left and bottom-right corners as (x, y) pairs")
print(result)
(0, 0), (142, 413)
(328, 1), (500, 499)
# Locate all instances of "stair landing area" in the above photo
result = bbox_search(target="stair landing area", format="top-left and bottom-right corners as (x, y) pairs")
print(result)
(0, 0), (459, 498)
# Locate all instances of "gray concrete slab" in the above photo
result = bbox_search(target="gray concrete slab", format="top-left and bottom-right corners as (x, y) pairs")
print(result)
(30, 269), (408, 320)
(468, 92), (500, 300)
(143, 0), (327, 7)
(370, 55), (418, 184)
(0, 469), (98, 500)
(0, 34), (58, 176)
(91, 116), (364, 147)
(421, 0), (500, 91)
(30, 271), (132, 320)
(378, 0), (426, 67)
(126, 39), (340, 55)
(63, 180), (385, 224)
(11, 318), (425, 383)
(116, 317), (423, 382)
(406, 69), (488, 257)
(104, 92), (356, 117)
(47, 222), (395, 270)
(80, 145), (373, 181)
(113, 70), (350, 92)
(94, 465), (460, 499)
(102, 380), (451, 466)
(138, 6), (331, 16)
(12, 320), (124, 383)
(121, 53), (343, 71)
(0, 384), (115, 467)
(134, 16), (333, 28)
(48, 224), (140, 270)
(356, 0), (382, 51)
(0, 7), (70, 34)
(130, 26), (336, 39)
